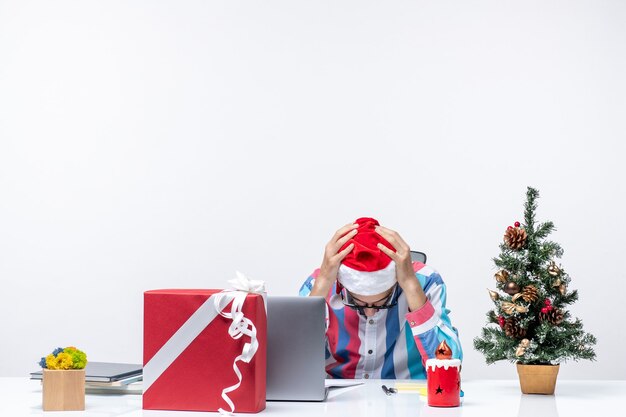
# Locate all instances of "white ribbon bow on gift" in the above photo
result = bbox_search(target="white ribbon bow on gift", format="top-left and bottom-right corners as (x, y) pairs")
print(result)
(227, 271), (266, 293)
(213, 272), (266, 415)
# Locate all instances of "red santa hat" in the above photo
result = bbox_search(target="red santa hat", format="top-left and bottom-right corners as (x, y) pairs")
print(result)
(337, 217), (397, 296)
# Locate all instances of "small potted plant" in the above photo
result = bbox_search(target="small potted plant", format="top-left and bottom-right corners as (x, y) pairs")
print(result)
(474, 188), (596, 394)
(39, 346), (88, 411)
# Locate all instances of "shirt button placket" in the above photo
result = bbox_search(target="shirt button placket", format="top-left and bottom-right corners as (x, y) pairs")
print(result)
(363, 317), (376, 378)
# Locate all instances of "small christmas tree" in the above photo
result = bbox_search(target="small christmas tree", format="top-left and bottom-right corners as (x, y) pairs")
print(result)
(474, 187), (596, 365)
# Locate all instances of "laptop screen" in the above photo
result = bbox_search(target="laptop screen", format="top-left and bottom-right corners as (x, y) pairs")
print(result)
(266, 296), (327, 401)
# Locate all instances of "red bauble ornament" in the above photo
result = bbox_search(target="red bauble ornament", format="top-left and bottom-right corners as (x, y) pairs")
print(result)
(514, 221), (520, 227)
(544, 299), (552, 306)
(507, 226), (513, 230)
(498, 316), (505, 328)
(541, 307), (549, 314)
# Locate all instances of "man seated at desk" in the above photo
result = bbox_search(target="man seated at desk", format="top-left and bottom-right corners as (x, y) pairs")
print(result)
(299, 217), (462, 379)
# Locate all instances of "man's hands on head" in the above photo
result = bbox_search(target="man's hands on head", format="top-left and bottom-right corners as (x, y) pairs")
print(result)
(375, 225), (427, 311)
(310, 221), (427, 312)
(309, 223), (358, 297)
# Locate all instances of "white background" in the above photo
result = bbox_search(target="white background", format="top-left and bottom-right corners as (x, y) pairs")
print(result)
(1, 0), (624, 380)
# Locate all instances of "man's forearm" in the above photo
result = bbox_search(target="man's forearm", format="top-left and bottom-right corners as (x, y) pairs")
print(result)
(403, 281), (428, 312)
(310, 277), (333, 297)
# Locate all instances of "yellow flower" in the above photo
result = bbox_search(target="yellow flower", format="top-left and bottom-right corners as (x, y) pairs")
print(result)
(57, 353), (73, 369)
(45, 354), (56, 369)
(46, 352), (73, 370)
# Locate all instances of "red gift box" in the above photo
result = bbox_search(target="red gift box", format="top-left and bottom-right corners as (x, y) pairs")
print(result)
(143, 289), (266, 413)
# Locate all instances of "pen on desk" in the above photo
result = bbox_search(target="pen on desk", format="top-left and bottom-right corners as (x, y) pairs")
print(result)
(381, 385), (397, 395)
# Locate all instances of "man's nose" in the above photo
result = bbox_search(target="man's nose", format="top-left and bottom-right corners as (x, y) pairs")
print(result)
(364, 308), (376, 317)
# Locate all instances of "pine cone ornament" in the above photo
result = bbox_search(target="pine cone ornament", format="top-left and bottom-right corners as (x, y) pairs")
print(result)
(520, 285), (539, 303)
(504, 317), (527, 338)
(504, 226), (527, 250)
(540, 307), (564, 325)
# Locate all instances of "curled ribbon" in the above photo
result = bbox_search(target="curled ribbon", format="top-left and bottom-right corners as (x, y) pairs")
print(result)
(213, 272), (266, 415)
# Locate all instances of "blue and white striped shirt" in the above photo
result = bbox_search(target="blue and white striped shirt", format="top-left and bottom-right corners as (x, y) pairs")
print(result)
(299, 262), (462, 379)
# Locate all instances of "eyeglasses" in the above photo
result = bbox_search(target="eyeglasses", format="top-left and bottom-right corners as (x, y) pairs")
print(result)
(341, 284), (399, 315)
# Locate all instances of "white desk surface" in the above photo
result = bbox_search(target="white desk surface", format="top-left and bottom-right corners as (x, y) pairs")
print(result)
(1, 378), (624, 417)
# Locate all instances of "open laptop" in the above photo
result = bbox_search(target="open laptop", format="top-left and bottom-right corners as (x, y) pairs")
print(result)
(266, 296), (327, 401)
